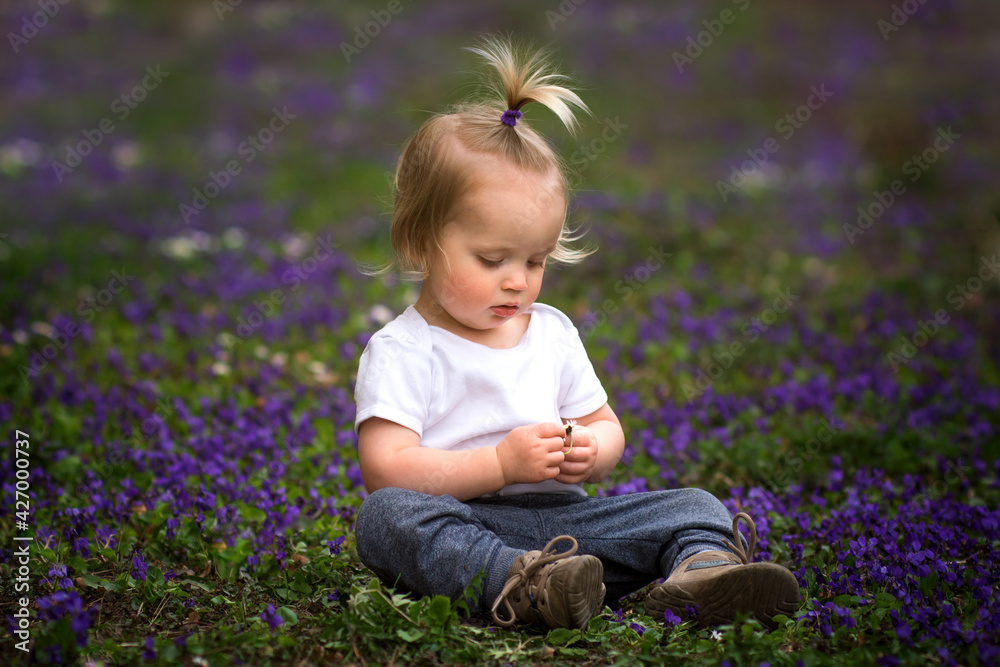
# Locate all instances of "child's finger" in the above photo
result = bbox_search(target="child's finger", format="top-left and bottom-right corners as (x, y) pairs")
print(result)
(544, 436), (568, 451)
(538, 422), (568, 437)
(545, 448), (567, 465)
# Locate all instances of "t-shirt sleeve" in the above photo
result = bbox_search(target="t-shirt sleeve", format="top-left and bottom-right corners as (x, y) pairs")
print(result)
(354, 332), (431, 436)
(551, 314), (609, 419)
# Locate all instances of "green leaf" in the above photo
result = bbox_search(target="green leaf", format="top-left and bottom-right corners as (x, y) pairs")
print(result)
(276, 606), (298, 626)
(79, 573), (104, 588)
(159, 643), (179, 662)
(147, 566), (165, 586)
(49, 455), (82, 480)
(396, 628), (425, 642)
(423, 595), (452, 627)
(216, 555), (236, 582)
(182, 577), (214, 591)
(874, 592), (897, 608)
(238, 503), (267, 523)
(289, 573), (312, 594)
(917, 572), (939, 596)
(545, 627), (582, 646)
(35, 615), (79, 665)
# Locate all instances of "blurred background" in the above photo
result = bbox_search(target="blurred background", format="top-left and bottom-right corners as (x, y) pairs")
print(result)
(1, 0), (999, 480)
(2, 0), (998, 296)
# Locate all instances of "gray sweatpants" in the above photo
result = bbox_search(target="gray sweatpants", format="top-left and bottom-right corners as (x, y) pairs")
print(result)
(354, 487), (741, 613)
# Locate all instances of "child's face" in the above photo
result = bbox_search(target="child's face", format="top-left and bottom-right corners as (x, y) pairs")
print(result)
(418, 161), (566, 339)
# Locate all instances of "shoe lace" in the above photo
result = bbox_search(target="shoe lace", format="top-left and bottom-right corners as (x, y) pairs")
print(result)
(491, 535), (579, 627)
(722, 511), (757, 565)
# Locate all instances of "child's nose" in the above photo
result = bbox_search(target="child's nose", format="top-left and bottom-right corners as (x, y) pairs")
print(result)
(502, 267), (527, 291)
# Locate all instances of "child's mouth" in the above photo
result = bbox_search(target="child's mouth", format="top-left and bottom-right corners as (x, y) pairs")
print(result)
(491, 305), (518, 317)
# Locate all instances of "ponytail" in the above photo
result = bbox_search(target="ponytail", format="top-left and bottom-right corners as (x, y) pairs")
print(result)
(376, 35), (594, 280)
(465, 36), (589, 135)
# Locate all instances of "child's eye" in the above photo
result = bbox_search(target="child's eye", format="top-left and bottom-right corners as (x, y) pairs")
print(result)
(527, 259), (545, 269)
(478, 256), (502, 268)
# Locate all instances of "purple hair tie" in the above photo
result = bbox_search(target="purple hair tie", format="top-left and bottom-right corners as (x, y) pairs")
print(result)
(500, 109), (522, 127)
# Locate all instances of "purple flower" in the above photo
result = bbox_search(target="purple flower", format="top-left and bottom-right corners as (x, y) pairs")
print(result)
(889, 609), (912, 642)
(36, 590), (95, 647)
(72, 537), (90, 558)
(663, 609), (682, 626)
(143, 636), (155, 660)
(131, 551), (148, 582)
(261, 604), (283, 630)
(326, 535), (345, 555)
(44, 563), (73, 590)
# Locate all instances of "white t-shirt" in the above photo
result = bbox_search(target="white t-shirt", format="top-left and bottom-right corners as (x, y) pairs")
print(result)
(354, 302), (609, 497)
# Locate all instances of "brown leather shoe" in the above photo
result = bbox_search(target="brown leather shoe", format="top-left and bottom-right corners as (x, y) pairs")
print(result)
(646, 512), (800, 629)
(491, 535), (605, 630)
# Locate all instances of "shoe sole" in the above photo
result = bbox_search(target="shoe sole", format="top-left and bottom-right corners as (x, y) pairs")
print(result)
(540, 556), (606, 630)
(645, 562), (799, 630)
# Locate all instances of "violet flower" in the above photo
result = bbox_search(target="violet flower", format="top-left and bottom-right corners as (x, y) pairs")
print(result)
(131, 551), (148, 582)
(261, 604), (283, 630)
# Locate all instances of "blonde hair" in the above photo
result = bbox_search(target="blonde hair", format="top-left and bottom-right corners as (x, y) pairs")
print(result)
(380, 36), (593, 280)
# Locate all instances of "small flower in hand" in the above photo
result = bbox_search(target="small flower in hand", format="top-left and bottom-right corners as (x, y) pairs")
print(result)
(563, 420), (577, 452)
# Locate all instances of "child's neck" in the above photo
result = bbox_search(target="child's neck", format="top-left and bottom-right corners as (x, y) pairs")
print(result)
(413, 295), (530, 350)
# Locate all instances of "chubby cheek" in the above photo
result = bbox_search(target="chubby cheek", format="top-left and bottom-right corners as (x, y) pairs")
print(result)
(528, 271), (545, 299)
(440, 270), (486, 308)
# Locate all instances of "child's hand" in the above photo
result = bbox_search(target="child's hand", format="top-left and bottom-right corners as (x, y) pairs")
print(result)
(496, 423), (568, 485)
(555, 424), (598, 485)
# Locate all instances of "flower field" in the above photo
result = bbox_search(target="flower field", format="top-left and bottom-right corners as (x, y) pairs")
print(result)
(1, 1), (999, 665)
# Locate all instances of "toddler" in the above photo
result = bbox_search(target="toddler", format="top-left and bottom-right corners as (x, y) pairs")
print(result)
(353, 37), (799, 630)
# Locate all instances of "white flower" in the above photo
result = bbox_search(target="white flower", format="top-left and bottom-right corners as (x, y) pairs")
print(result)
(563, 420), (577, 451)
(111, 141), (141, 169)
(369, 304), (394, 325)
(223, 227), (247, 250)
(710, 630), (724, 642)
